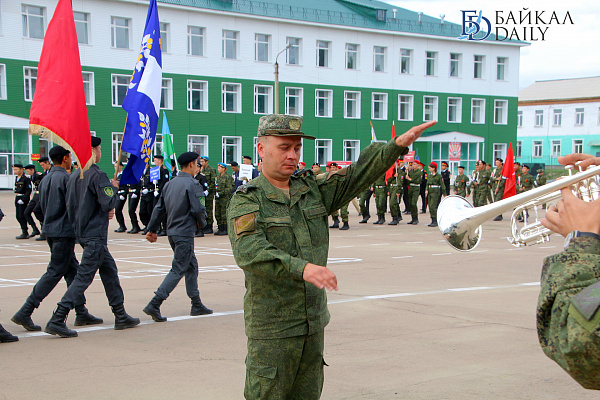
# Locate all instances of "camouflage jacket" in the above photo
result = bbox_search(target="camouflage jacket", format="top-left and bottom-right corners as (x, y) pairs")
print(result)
(216, 173), (234, 199)
(407, 168), (421, 186)
(519, 173), (534, 192)
(535, 174), (547, 187)
(473, 170), (490, 191)
(454, 173), (469, 192)
(537, 236), (600, 390)
(202, 165), (217, 193)
(373, 174), (387, 189)
(227, 140), (408, 339)
(490, 167), (504, 192)
(387, 167), (405, 189)
(426, 173), (446, 194)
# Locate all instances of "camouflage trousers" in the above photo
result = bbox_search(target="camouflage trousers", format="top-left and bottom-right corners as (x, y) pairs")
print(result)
(455, 189), (467, 198)
(205, 192), (215, 226)
(214, 195), (231, 226)
(408, 185), (420, 219)
(427, 190), (441, 219)
(245, 331), (325, 400)
(331, 202), (349, 223)
(473, 188), (488, 207)
(359, 189), (372, 217)
(388, 185), (402, 218)
(373, 187), (387, 216)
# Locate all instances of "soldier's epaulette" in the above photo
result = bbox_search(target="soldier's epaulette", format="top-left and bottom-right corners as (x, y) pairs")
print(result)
(292, 168), (311, 178)
(235, 183), (257, 194)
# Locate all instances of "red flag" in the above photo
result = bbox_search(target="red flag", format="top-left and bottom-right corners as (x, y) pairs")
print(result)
(28, 0), (92, 172)
(502, 142), (516, 199)
(384, 122), (396, 185)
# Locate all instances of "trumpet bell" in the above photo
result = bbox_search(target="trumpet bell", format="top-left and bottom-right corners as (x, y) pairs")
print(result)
(438, 195), (482, 251)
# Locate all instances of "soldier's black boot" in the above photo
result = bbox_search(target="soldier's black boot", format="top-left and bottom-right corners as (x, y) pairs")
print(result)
(114, 225), (127, 233)
(195, 228), (204, 237)
(388, 216), (399, 225)
(11, 300), (41, 331)
(15, 230), (28, 240)
(112, 303), (140, 330)
(428, 218), (438, 227)
(143, 296), (167, 322)
(493, 215), (503, 221)
(359, 214), (370, 223)
(329, 217), (340, 229)
(190, 296), (213, 316)
(373, 214), (384, 224)
(412, 216), (419, 225)
(0, 323), (18, 343)
(74, 305), (103, 326)
(45, 305), (78, 338)
(28, 227), (40, 238)
(35, 233), (46, 241)
(128, 223), (141, 234)
(339, 221), (350, 230)
(203, 225), (213, 234)
(214, 225), (225, 235)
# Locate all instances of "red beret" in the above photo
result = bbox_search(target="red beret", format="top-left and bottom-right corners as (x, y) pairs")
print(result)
(430, 162), (437, 169)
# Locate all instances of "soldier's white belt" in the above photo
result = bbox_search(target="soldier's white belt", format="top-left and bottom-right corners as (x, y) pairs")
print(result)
(429, 185), (441, 188)
(375, 186), (386, 189)
(409, 183), (420, 187)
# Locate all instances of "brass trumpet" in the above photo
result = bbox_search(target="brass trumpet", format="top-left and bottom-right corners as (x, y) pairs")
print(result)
(437, 164), (600, 251)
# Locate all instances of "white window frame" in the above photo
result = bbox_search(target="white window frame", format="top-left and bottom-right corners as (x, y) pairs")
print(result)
(423, 96), (438, 122)
(400, 48), (412, 74)
(187, 26), (205, 56)
(0, 64), (7, 100)
(425, 51), (437, 76)
(112, 132), (124, 164)
(398, 94), (413, 121)
(471, 98), (485, 124)
(345, 43), (359, 70)
(22, 4), (45, 39)
(222, 30), (239, 60)
(73, 11), (90, 45)
(551, 140), (561, 158)
(371, 92), (388, 120)
(494, 100), (508, 125)
(111, 74), (130, 107)
(449, 53), (461, 78)
(343, 140), (360, 162)
(286, 37), (301, 65)
(315, 89), (333, 118)
(493, 143), (507, 161)
(573, 139), (583, 153)
(255, 33), (270, 62)
(373, 46), (386, 72)
(254, 85), (273, 115)
(553, 108), (562, 126)
(315, 139), (332, 165)
(344, 91), (361, 119)
(447, 97), (462, 123)
(517, 110), (523, 128)
(497, 57), (507, 81)
(23, 66), (38, 102)
(575, 108), (585, 126)
(316, 40), (331, 68)
(222, 136), (242, 164)
(187, 80), (208, 112)
(187, 135), (208, 157)
(474, 55), (485, 79)
(533, 141), (543, 158)
(285, 87), (303, 116)
(159, 22), (169, 53)
(81, 71), (95, 106)
(516, 141), (522, 158)
(253, 137), (259, 166)
(221, 83), (241, 113)
(535, 110), (544, 127)
(110, 16), (130, 49)
(160, 78), (173, 110)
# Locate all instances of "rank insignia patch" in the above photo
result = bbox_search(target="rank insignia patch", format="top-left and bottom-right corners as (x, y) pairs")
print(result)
(235, 213), (257, 238)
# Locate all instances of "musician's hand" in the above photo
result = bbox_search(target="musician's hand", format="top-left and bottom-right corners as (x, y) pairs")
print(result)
(558, 153), (600, 170)
(541, 187), (600, 237)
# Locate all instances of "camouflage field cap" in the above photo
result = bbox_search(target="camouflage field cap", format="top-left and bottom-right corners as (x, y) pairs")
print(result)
(257, 114), (315, 140)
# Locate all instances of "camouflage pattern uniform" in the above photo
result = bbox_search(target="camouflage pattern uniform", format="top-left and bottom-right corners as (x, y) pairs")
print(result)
(387, 167), (404, 223)
(519, 172), (534, 193)
(331, 203), (349, 223)
(358, 188), (372, 219)
(426, 172), (446, 222)
(472, 169), (490, 207)
(537, 236), (600, 390)
(535, 170), (547, 187)
(490, 167), (505, 202)
(215, 171), (234, 228)
(372, 174), (388, 221)
(227, 114), (409, 400)
(203, 164), (217, 228)
(407, 168), (422, 221)
(453, 173), (470, 197)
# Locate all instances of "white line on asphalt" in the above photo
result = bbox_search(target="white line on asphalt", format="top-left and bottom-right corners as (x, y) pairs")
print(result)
(406, 241), (423, 244)
(508, 248), (524, 251)
(468, 250), (488, 253)
(432, 253), (451, 256)
(371, 243), (390, 246)
(356, 234), (373, 237)
(392, 256), (413, 259)
(538, 246), (556, 249)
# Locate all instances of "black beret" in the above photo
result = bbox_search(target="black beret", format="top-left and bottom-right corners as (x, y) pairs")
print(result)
(49, 145), (70, 160)
(38, 156), (49, 163)
(177, 152), (199, 166)
(523, 164), (530, 169)
(153, 154), (164, 160)
(91, 136), (101, 147)
(13, 163), (24, 169)
(230, 161), (239, 167)
(24, 164), (36, 170)
(458, 165), (465, 169)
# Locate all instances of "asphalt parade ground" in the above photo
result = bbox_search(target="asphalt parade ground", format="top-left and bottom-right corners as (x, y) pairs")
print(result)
(0, 190), (597, 400)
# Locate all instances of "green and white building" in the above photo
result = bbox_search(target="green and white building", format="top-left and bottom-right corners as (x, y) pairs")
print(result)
(0, 0), (526, 188)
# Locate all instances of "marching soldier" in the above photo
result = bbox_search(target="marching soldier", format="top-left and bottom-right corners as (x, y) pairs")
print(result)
(0, 311), (18, 343)
(440, 161), (451, 196)
(454, 166), (470, 197)
(329, 164), (351, 230)
(491, 158), (505, 220)
(519, 164), (534, 193)
(472, 161), (491, 207)
(387, 159), (404, 225)
(139, 164), (154, 234)
(358, 188), (373, 223)
(425, 162), (446, 227)
(194, 163), (209, 237)
(13, 163), (32, 240)
(24, 164), (43, 238)
(514, 162), (523, 190)
(153, 155), (170, 236)
(372, 173), (388, 224)
(406, 161), (422, 224)
(114, 163), (128, 233)
(418, 162), (428, 214)
(126, 178), (142, 234)
(200, 156), (217, 234)
(485, 163), (494, 205)
(214, 163), (234, 236)
(535, 168), (547, 187)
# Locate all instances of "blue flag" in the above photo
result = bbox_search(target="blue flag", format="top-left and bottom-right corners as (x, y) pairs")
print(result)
(120, 0), (162, 185)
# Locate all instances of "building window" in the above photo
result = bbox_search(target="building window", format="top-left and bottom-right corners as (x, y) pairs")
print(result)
(285, 87), (303, 116)
(474, 55), (485, 79)
(343, 140), (360, 162)
(22, 4), (45, 39)
(188, 135), (208, 156)
(553, 109), (562, 126)
(111, 74), (129, 106)
(222, 136), (241, 164)
(426, 51), (437, 76)
(222, 30), (238, 59)
(159, 22), (169, 53)
(573, 139), (583, 153)
(112, 133), (124, 164)
(423, 96), (438, 122)
(253, 137), (259, 165)
(497, 57), (507, 80)
(0, 64), (6, 100)
(73, 11), (89, 44)
(153, 132), (163, 157)
(447, 97), (462, 123)
(535, 110), (544, 127)
(23, 67), (37, 102)
(316, 40), (330, 68)
(255, 34), (270, 62)
(398, 95), (413, 121)
(551, 140), (561, 158)
(82, 72), (94, 105)
(111, 17), (130, 49)
(315, 90), (333, 118)
(254, 85), (273, 115)
(187, 80), (208, 111)
(286, 37), (301, 65)
(373, 46), (386, 72)
(315, 139), (332, 165)
(372, 93), (388, 120)
(494, 100), (508, 125)
(575, 108), (585, 125)
(346, 43), (359, 70)
(344, 91), (361, 119)
(449, 53), (461, 77)
(160, 78), (172, 110)
(493, 143), (507, 161)
(516, 141), (522, 158)
(471, 99), (485, 124)
(400, 49), (412, 74)
(222, 83), (241, 113)
(533, 141), (543, 158)
(187, 26), (205, 56)
(517, 110), (523, 127)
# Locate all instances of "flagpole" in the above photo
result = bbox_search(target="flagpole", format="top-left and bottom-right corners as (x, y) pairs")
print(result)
(115, 114), (128, 180)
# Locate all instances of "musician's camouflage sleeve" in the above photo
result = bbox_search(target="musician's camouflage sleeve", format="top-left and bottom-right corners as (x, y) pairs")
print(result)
(537, 236), (600, 390)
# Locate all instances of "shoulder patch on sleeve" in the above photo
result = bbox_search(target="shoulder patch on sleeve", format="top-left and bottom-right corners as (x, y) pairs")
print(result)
(234, 212), (257, 238)
(103, 186), (114, 197)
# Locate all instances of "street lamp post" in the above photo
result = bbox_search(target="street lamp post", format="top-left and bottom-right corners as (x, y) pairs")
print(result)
(274, 44), (291, 115)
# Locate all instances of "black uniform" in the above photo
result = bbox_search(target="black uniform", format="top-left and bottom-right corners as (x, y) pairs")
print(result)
(401, 165), (410, 213)
(419, 169), (428, 213)
(126, 180), (142, 233)
(24, 171), (45, 235)
(440, 168), (451, 197)
(14, 174), (32, 236)
(139, 166), (155, 230)
(114, 173), (128, 231)
(153, 166), (170, 234)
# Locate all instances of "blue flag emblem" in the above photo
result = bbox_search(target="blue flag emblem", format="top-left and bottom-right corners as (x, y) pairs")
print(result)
(120, 0), (162, 185)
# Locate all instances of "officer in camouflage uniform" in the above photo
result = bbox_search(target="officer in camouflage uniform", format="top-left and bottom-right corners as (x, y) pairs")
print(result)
(387, 159), (404, 225)
(491, 158), (505, 221)
(227, 114), (435, 400)
(406, 162), (422, 225)
(519, 164), (534, 193)
(214, 163), (234, 236)
(426, 162), (446, 227)
(472, 161), (490, 207)
(200, 156), (217, 234)
(372, 173), (388, 225)
(453, 166), (470, 197)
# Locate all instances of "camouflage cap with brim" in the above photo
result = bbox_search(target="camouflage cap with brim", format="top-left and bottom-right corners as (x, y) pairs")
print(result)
(257, 114), (316, 140)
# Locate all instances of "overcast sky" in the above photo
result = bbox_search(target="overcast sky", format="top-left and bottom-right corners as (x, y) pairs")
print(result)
(388, 0), (600, 91)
